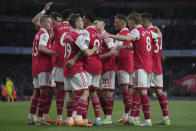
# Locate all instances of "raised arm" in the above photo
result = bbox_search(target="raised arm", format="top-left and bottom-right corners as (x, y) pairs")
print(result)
(32, 2), (53, 28)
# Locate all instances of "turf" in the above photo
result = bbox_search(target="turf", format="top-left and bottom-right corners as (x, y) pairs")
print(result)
(0, 100), (196, 131)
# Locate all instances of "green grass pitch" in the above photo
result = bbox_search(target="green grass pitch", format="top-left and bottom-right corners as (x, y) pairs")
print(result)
(0, 100), (196, 131)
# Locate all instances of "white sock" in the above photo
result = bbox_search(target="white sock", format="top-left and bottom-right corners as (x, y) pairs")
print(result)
(28, 113), (33, 119)
(163, 116), (169, 121)
(84, 119), (88, 124)
(128, 116), (134, 123)
(57, 115), (62, 121)
(106, 115), (111, 120)
(42, 114), (49, 119)
(124, 113), (129, 119)
(95, 117), (101, 121)
(134, 116), (140, 121)
(72, 111), (77, 117)
(145, 119), (151, 123)
(67, 117), (73, 123)
(76, 115), (82, 121)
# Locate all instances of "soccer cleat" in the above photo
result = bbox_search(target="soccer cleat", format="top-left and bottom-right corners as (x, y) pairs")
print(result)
(56, 120), (63, 125)
(136, 121), (152, 127)
(43, 118), (56, 124)
(123, 119), (135, 125)
(92, 119), (101, 126)
(117, 118), (128, 123)
(26, 116), (37, 125)
(65, 121), (75, 127)
(101, 118), (112, 125)
(134, 119), (140, 125)
(84, 123), (92, 127)
(157, 119), (170, 125)
(35, 120), (50, 125)
(75, 119), (86, 126)
(63, 119), (68, 124)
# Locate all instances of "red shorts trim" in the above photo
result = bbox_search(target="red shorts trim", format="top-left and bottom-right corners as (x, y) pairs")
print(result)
(102, 88), (115, 91)
(151, 86), (163, 89)
(34, 88), (40, 91)
(89, 85), (99, 90)
(39, 86), (51, 89)
(55, 81), (64, 85)
(119, 83), (131, 86)
(50, 86), (56, 88)
(134, 87), (149, 90)
(64, 90), (72, 93)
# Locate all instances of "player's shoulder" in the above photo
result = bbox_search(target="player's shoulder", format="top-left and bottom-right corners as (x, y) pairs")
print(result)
(120, 28), (131, 34)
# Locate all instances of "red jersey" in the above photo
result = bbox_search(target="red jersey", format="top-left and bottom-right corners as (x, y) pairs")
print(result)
(63, 29), (88, 77)
(53, 21), (72, 67)
(49, 41), (56, 68)
(82, 26), (102, 74)
(101, 31), (117, 74)
(32, 28), (52, 76)
(116, 28), (134, 73)
(147, 26), (162, 74)
(130, 25), (154, 73)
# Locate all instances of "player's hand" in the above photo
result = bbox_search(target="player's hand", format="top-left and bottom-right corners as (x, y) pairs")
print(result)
(99, 32), (110, 39)
(66, 59), (75, 69)
(53, 52), (58, 59)
(44, 2), (53, 11)
(154, 26), (160, 31)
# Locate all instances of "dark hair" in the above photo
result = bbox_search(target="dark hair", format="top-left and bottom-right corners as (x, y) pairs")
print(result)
(115, 14), (127, 22)
(141, 12), (152, 22)
(68, 14), (81, 28)
(127, 12), (142, 24)
(95, 17), (105, 23)
(50, 12), (62, 20)
(84, 11), (95, 23)
(40, 15), (51, 23)
(62, 9), (73, 21)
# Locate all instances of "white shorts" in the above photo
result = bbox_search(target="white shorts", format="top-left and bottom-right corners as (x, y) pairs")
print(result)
(53, 67), (64, 85)
(151, 73), (163, 88)
(133, 69), (152, 89)
(117, 70), (134, 86)
(64, 72), (88, 92)
(85, 72), (101, 89)
(100, 71), (116, 91)
(36, 72), (51, 88)
(51, 68), (56, 88)
(33, 76), (39, 89)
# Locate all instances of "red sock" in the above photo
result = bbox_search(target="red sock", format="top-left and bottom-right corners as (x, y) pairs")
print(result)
(130, 93), (139, 117)
(66, 102), (74, 117)
(73, 91), (80, 112)
(38, 91), (48, 117)
(77, 99), (88, 116)
(82, 97), (90, 119)
(157, 92), (168, 116)
(43, 92), (53, 114)
(122, 90), (132, 113)
(92, 96), (100, 117)
(99, 97), (106, 115)
(56, 90), (65, 115)
(135, 97), (141, 117)
(30, 89), (40, 114)
(140, 94), (151, 119)
(105, 96), (114, 115)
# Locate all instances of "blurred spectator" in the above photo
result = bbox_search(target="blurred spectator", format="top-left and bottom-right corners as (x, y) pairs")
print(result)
(1, 84), (6, 101)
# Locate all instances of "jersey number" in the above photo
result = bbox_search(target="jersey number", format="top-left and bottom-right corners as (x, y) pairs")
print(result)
(154, 39), (162, 53)
(60, 32), (67, 46)
(146, 36), (151, 52)
(64, 43), (72, 58)
(32, 41), (38, 56)
(93, 39), (101, 54)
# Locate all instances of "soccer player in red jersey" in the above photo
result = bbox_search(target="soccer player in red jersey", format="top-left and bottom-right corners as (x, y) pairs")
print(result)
(28, 15), (57, 125)
(81, 12), (102, 126)
(113, 14), (134, 123)
(141, 13), (170, 125)
(62, 14), (98, 127)
(94, 18), (117, 125)
(52, 9), (72, 125)
(101, 12), (162, 126)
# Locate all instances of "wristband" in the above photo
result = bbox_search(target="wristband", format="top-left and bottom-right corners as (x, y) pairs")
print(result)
(41, 10), (46, 14)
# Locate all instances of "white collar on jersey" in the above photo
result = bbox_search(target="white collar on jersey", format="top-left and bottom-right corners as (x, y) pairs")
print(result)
(136, 24), (142, 28)
(40, 28), (48, 33)
(120, 28), (129, 32)
(101, 30), (106, 35)
(71, 29), (80, 34)
(62, 21), (69, 24)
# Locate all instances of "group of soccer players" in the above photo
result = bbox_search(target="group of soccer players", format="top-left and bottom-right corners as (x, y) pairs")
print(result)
(27, 2), (170, 127)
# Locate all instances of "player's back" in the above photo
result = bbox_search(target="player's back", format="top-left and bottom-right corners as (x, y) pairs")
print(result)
(63, 29), (84, 77)
(32, 28), (52, 76)
(82, 26), (102, 74)
(147, 26), (162, 74)
(117, 28), (134, 73)
(133, 25), (152, 73)
(53, 22), (72, 67)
